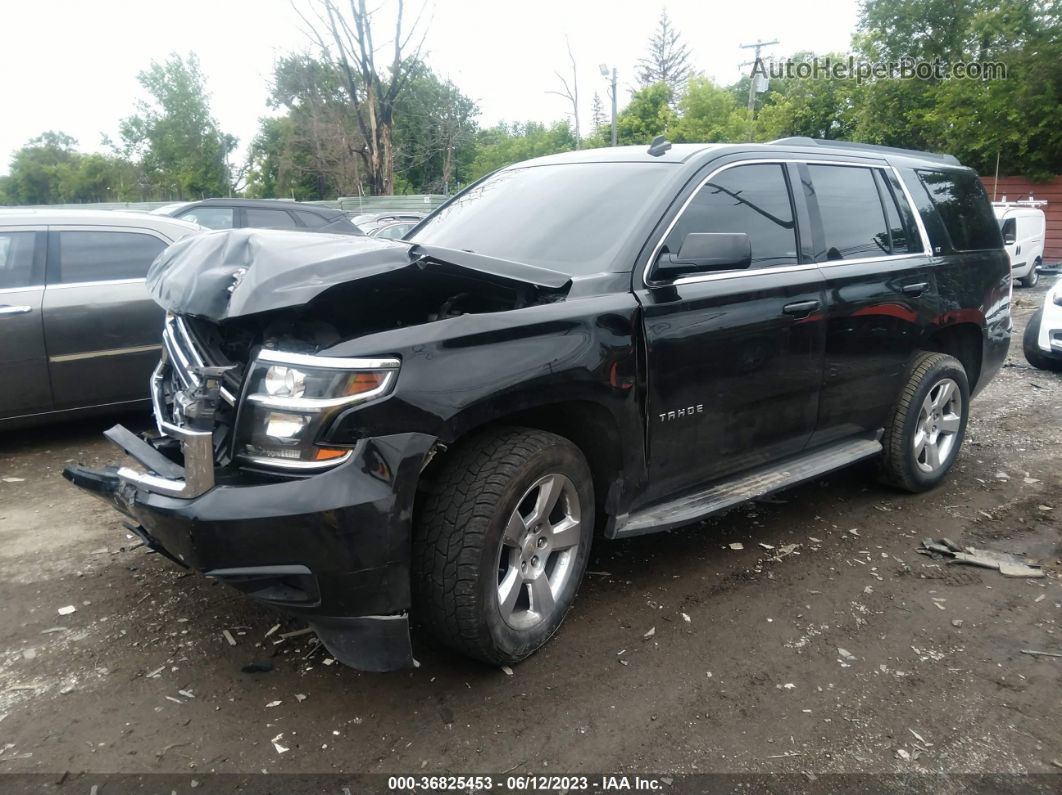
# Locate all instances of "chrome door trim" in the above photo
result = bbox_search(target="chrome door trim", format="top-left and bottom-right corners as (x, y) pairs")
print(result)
(48, 343), (162, 363)
(642, 158), (935, 289)
(0, 305), (33, 316)
(45, 277), (147, 290)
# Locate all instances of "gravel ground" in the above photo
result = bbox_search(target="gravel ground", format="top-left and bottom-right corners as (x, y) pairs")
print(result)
(0, 280), (1059, 787)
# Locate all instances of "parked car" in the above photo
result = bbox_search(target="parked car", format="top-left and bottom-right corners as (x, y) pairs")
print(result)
(0, 210), (201, 429)
(993, 201), (1046, 287)
(66, 138), (1010, 672)
(351, 212), (425, 239)
(153, 199), (363, 235)
(1023, 277), (1062, 370)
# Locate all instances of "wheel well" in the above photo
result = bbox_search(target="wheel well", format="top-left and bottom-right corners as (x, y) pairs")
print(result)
(923, 323), (983, 390)
(421, 402), (624, 525)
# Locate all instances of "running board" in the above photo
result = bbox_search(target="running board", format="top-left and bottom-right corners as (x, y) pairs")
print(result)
(612, 438), (883, 538)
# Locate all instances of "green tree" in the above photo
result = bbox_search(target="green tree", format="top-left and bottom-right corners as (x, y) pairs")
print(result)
(467, 121), (577, 181)
(756, 52), (857, 141)
(669, 76), (746, 143)
(120, 53), (236, 199)
(615, 83), (677, 145)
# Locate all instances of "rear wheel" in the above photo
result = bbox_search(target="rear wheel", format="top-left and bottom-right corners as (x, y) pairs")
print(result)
(1024, 308), (1062, 371)
(1019, 258), (1040, 288)
(880, 352), (969, 492)
(413, 428), (594, 665)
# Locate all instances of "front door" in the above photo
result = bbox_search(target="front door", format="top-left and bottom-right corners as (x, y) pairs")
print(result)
(0, 228), (50, 419)
(638, 162), (827, 502)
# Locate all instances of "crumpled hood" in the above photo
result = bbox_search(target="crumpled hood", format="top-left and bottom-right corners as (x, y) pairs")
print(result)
(147, 228), (571, 322)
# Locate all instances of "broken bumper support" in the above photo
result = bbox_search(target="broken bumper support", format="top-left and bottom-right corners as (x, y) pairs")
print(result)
(63, 427), (438, 672)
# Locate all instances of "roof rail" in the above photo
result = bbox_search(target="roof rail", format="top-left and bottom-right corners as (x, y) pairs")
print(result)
(768, 137), (961, 166)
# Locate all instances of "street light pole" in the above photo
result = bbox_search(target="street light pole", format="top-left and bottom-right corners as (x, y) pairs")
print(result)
(600, 64), (618, 146)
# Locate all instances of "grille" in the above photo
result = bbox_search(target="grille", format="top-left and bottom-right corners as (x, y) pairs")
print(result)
(161, 314), (237, 406)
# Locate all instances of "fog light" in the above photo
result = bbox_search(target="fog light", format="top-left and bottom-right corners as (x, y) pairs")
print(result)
(264, 411), (309, 439)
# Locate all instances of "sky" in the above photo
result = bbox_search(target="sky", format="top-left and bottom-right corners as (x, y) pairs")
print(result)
(0, 0), (861, 174)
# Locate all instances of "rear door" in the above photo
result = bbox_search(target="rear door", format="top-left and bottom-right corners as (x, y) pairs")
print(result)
(0, 227), (50, 419)
(243, 207), (300, 230)
(806, 162), (937, 446)
(638, 161), (827, 501)
(42, 227), (169, 409)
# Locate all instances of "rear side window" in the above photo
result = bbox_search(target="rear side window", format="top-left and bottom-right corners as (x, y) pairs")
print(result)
(178, 206), (234, 229)
(0, 231), (38, 289)
(55, 231), (166, 284)
(294, 210), (327, 228)
(874, 171), (923, 255)
(665, 163), (799, 268)
(245, 208), (298, 229)
(916, 170), (1000, 251)
(808, 165), (890, 261)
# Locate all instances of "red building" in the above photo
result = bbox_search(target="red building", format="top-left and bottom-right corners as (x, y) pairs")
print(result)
(980, 175), (1062, 262)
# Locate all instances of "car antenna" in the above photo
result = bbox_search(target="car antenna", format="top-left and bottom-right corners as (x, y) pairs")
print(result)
(647, 135), (672, 157)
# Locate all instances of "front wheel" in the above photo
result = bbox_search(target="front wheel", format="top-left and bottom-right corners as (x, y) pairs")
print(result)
(413, 428), (594, 666)
(1024, 308), (1062, 371)
(880, 352), (970, 492)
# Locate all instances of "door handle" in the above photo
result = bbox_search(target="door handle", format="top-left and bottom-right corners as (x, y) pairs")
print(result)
(782, 300), (820, 316)
(901, 282), (929, 296)
(1015, 245), (1021, 255)
(0, 304), (32, 316)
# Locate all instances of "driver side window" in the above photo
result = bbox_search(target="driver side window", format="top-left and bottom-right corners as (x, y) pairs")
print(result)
(664, 163), (799, 268)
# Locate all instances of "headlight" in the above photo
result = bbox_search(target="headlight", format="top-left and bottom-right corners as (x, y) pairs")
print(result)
(235, 350), (399, 469)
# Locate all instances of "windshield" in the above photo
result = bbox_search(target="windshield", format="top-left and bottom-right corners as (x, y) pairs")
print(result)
(408, 162), (676, 274)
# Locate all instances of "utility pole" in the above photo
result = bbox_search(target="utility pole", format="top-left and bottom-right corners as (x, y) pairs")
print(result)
(600, 64), (618, 146)
(739, 39), (779, 116)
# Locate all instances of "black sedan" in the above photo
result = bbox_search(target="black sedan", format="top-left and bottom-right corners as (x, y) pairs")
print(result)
(153, 199), (363, 235)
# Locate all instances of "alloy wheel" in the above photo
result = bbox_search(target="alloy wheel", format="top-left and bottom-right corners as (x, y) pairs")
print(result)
(913, 378), (962, 473)
(496, 474), (582, 630)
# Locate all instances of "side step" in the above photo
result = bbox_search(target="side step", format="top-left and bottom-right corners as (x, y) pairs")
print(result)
(612, 437), (883, 538)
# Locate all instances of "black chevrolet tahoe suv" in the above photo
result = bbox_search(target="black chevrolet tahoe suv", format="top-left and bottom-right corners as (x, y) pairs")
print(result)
(65, 138), (1011, 671)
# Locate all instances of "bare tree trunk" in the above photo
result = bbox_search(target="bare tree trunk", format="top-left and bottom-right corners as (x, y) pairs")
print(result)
(547, 38), (580, 146)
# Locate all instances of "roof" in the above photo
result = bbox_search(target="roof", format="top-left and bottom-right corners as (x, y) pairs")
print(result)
(167, 198), (346, 216)
(514, 139), (965, 172)
(0, 208), (203, 234)
(516, 143), (722, 167)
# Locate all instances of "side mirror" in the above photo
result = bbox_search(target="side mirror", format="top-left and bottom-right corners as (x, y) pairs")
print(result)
(1003, 230), (1016, 245)
(654, 233), (752, 278)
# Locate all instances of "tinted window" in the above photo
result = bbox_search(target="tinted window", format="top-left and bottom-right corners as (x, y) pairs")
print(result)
(376, 223), (415, 240)
(916, 169), (1000, 251)
(808, 165), (889, 261)
(665, 164), (798, 268)
(245, 208), (298, 229)
(0, 231), (37, 289)
(178, 206), (234, 229)
(294, 210), (327, 228)
(873, 170), (922, 255)
(409, 163), (676, 275)
(56, 231), (166, 284)
(1000, 217), (1016, 243)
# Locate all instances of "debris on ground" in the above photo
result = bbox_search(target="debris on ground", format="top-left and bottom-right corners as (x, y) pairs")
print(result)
(1020, 649), (1062, 659)
(222, 629), (237, 646)
(918, 538), (1044, 578)
(279, 627), (314, 640)
(643, 627), (656, 640)
(728, 542), (744, 551)
(241, 661), (273, 674)
(501, 665), (514, 676)
(271, 733), (289, 754)
(57, 605), (76, 616)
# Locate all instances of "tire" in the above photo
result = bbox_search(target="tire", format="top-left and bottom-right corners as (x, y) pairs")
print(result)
(1019, 258), (1040, 288)
(413, 427), (594, 666)
(880, 352), (970, 493)
(1024, 308), (1062, 371)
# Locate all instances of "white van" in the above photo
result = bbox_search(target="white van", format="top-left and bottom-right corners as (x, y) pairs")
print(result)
(992, 202), (1046, 287)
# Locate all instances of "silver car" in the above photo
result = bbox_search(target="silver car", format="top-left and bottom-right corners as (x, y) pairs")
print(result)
(0, 210), (201, 428)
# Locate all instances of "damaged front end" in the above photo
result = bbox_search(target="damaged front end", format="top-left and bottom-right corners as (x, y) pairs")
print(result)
(64, 229), (573, 671)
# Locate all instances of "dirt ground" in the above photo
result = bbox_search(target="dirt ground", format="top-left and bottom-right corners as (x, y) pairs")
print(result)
(0, 280), (1060, 788)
